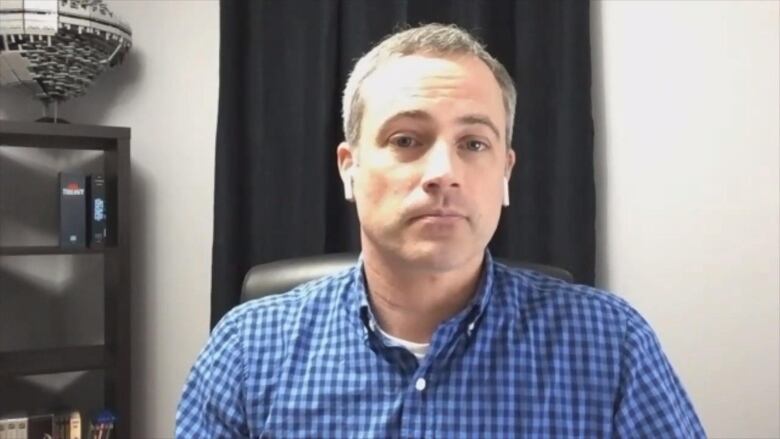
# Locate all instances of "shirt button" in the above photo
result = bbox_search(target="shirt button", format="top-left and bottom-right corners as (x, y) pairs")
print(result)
(415, 377), (427, 391)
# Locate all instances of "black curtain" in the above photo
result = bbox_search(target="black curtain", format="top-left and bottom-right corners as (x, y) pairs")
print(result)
(212, 0), (594, 327)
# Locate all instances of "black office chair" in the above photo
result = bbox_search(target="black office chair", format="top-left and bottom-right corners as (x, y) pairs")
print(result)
(241, 253), (573, 303)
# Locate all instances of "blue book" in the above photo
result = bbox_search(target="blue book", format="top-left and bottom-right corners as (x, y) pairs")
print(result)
(88, 174), (107, 248)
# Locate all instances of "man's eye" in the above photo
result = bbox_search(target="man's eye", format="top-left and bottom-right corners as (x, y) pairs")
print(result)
(389, 135), (419, 148)
(464, 139), (489, 152)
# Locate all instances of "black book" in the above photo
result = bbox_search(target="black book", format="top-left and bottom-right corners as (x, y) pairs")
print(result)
(59, 172), (87, 248)
(88, 174), (107, 248)
(28, 414), (54, 439)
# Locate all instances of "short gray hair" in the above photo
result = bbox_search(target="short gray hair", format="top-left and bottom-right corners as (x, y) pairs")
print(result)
(342, 23), (517, 147)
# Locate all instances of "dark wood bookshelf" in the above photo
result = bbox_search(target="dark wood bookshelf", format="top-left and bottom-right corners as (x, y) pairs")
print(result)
(0, 346), (111, 377)
(0, 120), (131, 438)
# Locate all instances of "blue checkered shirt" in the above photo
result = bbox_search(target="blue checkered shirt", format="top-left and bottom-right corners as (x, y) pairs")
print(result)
(176, 252), (706, 438)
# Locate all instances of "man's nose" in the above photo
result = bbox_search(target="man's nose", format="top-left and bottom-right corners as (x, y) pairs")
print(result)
(421, 140), (461, 194)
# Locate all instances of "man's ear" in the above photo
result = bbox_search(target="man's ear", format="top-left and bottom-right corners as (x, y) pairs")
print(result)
(505, 148), (516, 180)
(502, 149), (516, 207)
(337, 142), (357, 201)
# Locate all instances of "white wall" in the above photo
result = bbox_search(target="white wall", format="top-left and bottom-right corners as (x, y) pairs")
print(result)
(593, 1), (780, 438)
(1, 1), (219, 437)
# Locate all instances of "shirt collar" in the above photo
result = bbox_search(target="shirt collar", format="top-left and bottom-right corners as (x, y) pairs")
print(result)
(342, 250), (496, 337)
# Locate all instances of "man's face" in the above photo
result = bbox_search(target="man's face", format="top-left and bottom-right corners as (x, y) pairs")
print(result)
(338, 54), (515, 271)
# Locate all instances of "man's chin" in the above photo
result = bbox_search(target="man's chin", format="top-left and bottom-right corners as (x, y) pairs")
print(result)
(400, 243), (483, 272)
(360, 229), (484, 271)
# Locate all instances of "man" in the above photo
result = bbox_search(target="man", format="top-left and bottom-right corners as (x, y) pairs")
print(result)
(177, 23), (706, 438)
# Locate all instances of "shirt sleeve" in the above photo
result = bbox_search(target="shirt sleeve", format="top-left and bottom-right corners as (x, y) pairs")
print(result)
(175, 311), (250, 438)
(613, 311), (707, 439)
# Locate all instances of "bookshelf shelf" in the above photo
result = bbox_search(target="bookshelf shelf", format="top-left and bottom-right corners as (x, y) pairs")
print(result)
(0, 121), (131, 438)
(0, 345), (111, 377)
(0, 246), (110, 256)
(0, 121), (129, 151)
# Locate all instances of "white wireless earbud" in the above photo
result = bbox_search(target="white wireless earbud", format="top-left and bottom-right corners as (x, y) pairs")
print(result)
(344, 172), (354, 201)
(502, 177), (510, 207)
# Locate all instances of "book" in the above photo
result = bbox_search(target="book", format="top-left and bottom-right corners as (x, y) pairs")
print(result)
(54, 413), (70, 439)
(0, 417), (26, 439)
(17, 418), (27, 439)
(28, 414), (54, 439)
(69, 411), (81, 439)
(59, 172), (87, 248)
(87, 174), (107, 248)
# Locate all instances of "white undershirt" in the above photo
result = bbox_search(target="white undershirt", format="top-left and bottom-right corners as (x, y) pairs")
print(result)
(374, 323), (430, 360)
